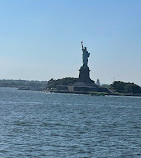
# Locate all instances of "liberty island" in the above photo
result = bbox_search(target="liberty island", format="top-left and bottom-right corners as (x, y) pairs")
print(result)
(49, 42), (111, 95)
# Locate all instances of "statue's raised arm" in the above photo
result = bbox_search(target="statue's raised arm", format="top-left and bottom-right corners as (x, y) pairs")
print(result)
(81, 41), (90, 67)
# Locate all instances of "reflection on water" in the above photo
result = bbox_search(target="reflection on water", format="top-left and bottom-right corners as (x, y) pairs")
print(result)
(0, 88), (141, 157)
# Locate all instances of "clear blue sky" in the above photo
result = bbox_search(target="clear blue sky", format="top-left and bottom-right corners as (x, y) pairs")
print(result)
(0, 0), (141, 85)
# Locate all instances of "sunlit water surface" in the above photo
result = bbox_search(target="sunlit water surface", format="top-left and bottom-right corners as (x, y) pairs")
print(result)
(0, 87), (141, 158)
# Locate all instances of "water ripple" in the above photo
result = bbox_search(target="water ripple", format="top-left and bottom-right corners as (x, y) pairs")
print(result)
(0, 88), (141, 157)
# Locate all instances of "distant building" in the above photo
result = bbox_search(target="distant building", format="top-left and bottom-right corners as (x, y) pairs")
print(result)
(96, 79), (100, 86)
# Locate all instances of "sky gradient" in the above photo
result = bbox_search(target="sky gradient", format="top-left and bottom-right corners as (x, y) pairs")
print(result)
(0, 0), (141, 85)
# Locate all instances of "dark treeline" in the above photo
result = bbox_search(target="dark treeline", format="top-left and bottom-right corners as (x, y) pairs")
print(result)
(48, 78), (141, 95)
(111, 81), (141, 94)
(47, 77), (78, 89)
(0, 79), (48, 91)
(1, 79), (140, 94)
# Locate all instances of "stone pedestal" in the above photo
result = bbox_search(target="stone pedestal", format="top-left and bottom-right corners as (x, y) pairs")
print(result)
(78, 66), (91, 83)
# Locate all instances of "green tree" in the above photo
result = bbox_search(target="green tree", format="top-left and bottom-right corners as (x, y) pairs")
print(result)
(47, 77), (78, 89)
(111, 81), (126, 93)
(124, 83), (141, 94)
(111, 81), (141, 94)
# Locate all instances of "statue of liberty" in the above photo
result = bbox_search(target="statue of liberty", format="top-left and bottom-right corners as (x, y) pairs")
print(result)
(81, 41), (90, 67)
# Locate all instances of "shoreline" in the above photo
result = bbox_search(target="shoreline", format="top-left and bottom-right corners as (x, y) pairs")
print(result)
(47, 89), (141, 97)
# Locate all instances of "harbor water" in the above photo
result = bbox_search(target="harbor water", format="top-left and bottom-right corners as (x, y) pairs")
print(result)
(0, 87), (141, 158)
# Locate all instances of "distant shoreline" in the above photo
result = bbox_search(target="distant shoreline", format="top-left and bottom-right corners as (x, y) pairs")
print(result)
(47, 89), (141, 97)
(0, 79), (48, 91)
(0, 86), (141, 97)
